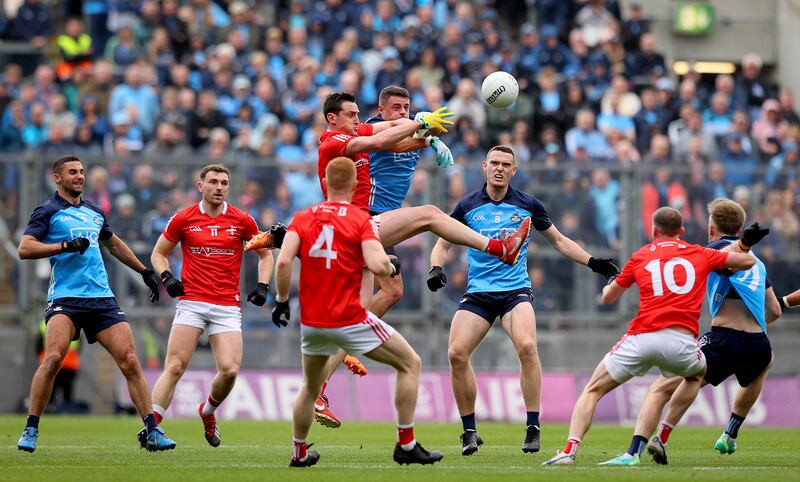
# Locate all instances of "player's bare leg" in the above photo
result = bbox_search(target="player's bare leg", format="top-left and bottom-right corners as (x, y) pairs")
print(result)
(379, 206), (490, 251)
(151, 324), (204, 419)
(661, 367), (708, 427)
(291, 354), (329, 466)
(196, 331), (242, 446)
(637, 376), (683, 464)
(448, 311), (491, 418)
(732, 353), (773, 417)
(95, 322), (153, 417)
(500, 302), (542, 452)
(27, 315), (76, 417)
(371, 271), (403, 318)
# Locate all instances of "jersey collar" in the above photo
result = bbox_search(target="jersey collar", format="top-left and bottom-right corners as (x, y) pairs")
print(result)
(480, 184), (515, 204)
(198, 200), (228, 215)
(51, 191), (82, 208)
(720, 235), (739, 241)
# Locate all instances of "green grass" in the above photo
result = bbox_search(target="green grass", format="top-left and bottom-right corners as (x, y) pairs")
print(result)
(1, 415), (798, 481)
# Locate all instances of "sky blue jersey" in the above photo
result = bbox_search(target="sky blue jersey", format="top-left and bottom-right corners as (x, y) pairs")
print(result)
(451, 185), (552, 293)
(23, 192), (115, 300)
(366, 114), (422, 213)
(706, 236), (769, 333)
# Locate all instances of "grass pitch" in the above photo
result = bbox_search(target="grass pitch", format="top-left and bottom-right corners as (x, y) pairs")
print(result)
(1, 415), (798, 481)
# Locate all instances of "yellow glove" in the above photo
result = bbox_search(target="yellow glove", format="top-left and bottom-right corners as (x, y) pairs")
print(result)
(417, 106), (455, 133)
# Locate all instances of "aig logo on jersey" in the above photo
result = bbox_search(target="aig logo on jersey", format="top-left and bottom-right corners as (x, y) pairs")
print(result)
(70, 227), (100, 246)
(510, 212), (522, 223)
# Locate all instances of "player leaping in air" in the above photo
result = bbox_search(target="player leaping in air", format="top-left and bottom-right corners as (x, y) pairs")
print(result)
(247, 91), (531, 428)
(544, 207), (756, 466)
(275, 157), (444, 467)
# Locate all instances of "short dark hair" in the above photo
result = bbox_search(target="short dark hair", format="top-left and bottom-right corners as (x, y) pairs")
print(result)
(52, 155), (81, 173)
(323, 92), (357, 119)
(652, 207), (683, 236)
(199, 163), (230, 180)
(708, 198), (745, 235)
(486, 145), (516, 163)
(379, 86), (410, 105)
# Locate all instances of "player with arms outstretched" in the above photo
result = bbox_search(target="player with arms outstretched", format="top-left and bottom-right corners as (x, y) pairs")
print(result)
(142, 164), (274, 448)
(17, 156), (175, 453)
(428, 145), (619, 455)
(544, 207), (755, 466)
(635, 199), (778, 463)
(274, 157), (444, 467)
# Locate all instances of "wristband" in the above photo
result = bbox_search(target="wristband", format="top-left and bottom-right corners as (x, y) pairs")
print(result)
(738, 240), (750, 251)
(782, 296), (792, 310)
(275, 294), (289, 303)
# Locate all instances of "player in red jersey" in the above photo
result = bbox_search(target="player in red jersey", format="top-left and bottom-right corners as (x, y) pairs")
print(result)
(144, 164), (275, 448)
(544, 207), (755, 466)
(274, 157), (444, 467)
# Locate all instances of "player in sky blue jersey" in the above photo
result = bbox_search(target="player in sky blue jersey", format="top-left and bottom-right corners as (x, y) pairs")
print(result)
(16, 156), (175, 454)
(366, 85), (454, 318)
(634, 198), (782, 464)
(427, 145), (619, 456)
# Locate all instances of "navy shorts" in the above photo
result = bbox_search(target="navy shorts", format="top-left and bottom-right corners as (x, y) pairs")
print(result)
(457, 287), (534, 324)
(45, 297), (128, 344)
(700, 326), (772, 387)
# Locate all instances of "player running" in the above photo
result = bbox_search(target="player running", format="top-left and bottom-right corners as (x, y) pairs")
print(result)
(142, 164), (275, 448)
(427, 145), (619, 456)
(247, 92), (530, 429)
(543, 207), (756, 466)
(366, 85), (454, 317)
(17, 156), (175, 453)
(633, 199), (779, 464)
(274, 157), (444, 467)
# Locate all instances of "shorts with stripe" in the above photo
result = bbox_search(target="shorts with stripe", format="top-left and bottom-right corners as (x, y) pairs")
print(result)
(603, 328), (706, 383)
(172, 299), (242, 336)
(300, 312), (396, 356)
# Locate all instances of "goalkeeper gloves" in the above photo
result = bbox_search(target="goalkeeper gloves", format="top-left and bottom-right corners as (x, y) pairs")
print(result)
(739, 222), (769, 251)
(429, 137), (454, 169)
(61, 238), (89, 254)
(417, 106), (455, 133)
(412, 111), (431, 139)
(588, 257), (619, 281)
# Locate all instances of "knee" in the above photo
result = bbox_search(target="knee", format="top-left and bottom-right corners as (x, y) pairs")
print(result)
(516, 341), (539, 364)
(419, 204), (443, 222)
(119, 352), (143, 377)
(165, 358), (188, 379)
(448, 347), (470, 370)
(400, 351), (422, 376)
(41, 352), (64, 373)
(218, 364), (240, 380)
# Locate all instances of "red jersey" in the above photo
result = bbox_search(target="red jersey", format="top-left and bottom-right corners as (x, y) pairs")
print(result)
(163, 201), (259, 306)
(289, 201), (380, 328)
(317, 123), (374, 210)
(615, 239), (728, 336)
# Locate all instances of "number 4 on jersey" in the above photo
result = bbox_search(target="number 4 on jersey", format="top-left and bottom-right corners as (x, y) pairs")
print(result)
(310, 225), (337, 269)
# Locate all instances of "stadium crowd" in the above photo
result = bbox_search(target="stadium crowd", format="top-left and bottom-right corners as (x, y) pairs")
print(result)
(0, 0), (798, 316)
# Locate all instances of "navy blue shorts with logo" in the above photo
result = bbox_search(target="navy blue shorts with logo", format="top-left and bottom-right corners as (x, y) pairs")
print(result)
(457, 287), (534, 324)
(45, 297), (127, 344)
(700, 326), (772, 387)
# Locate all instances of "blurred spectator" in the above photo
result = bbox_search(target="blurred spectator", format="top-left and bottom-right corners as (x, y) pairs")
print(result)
(22, 102), (48, 148)
(144, 121), (192, 157)
(13, 0), (50, 47)
(751, 99), (790, 161)
(0, 100), (26, 152)
(109, 65), (159, 137)
(44, 93), (78, 141)
(778, 88), (799, 125)
(529, 24), (579, 77)
(587, 168), (620, 248)
(620, 1), (649, 52)
(533, 67), (567, 132)
(72, 123), (104, 157)
(448, 78), (487, 132)
(282, 72), (319, 136)
(624, 32), (666, 80)
(575, 0), (616, 49)
(643, 133), (671, 164)
(670, 109), (717, 164)
(720, 133), (758, 186)
(56, 17), (94, 82)
(565, 109), (613, 160)
(766, 140), (799, 189)
(78, 94), (111, 144)
(702, 92), (734, 138)
(79, 60), (115, 115)
(641, 166), (689, 237)
(105, 24), (145, 69)
(202, 127), (230, 160)
(85, 166), (113, 214)
(734, 52), (775, 121)
(534, 0), (569, 33)
(113, 193), (143, 241)
(187, 90), (226, 148)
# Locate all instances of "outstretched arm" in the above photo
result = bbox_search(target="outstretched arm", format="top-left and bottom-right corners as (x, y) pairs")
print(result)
(539, 224), (591, 265)
(601, 280), (627, 304)
(275, 231), (300, 302)
(345, 119), (419, 155)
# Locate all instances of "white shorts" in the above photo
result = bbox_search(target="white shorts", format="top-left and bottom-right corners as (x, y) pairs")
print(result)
(603, 328), (706, 383)
(173, 300), (242, 336)
(301, 312), (396, 356)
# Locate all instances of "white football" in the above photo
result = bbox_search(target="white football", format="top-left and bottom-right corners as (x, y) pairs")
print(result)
(481, 71), (519, 108)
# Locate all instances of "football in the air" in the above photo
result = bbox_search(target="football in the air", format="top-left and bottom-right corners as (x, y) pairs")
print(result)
(481, 71), (519, 109)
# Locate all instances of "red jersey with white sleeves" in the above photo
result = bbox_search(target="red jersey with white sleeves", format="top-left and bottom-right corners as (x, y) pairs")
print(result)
(163, 201), (259, 306)
(317, 123), (374, 210)
(615, 239), (728, 336)
(289, 201), (380, 328)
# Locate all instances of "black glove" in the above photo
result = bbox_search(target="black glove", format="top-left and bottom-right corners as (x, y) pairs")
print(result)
(588, 257), (620, 281)
(740, 222), (770, 249)
(272, 300), (290, 327)
(269, 223), (287, 249)
(140, 268), (160, 303)
(427, 266), (447, 292)
(62, 238), (90, 254)
(247, 282), (269, 306)
(160, 270), (185, 298)
(389, 256), (401, 277)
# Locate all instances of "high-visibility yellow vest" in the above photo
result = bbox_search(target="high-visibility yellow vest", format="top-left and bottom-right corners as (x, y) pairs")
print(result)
(57, 34), (92, 57)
